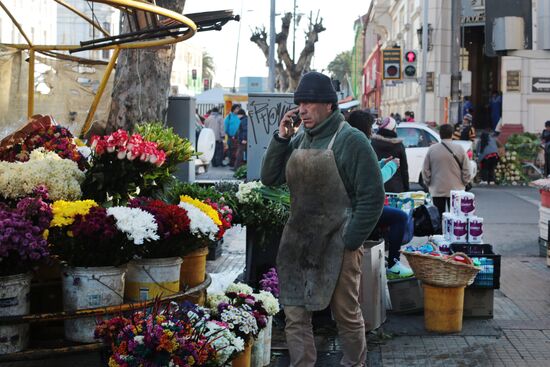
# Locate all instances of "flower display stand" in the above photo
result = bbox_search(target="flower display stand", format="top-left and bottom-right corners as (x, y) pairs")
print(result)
(0, 274), (211, 363)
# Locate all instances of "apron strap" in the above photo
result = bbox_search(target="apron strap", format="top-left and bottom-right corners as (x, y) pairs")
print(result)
(327, 121), (346, 151)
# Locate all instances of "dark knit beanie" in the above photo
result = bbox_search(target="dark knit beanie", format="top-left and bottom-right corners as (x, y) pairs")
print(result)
(294, 72), (338, 105)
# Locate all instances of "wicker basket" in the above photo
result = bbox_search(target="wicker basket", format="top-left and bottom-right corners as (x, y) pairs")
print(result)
(401, 251), (480, 288)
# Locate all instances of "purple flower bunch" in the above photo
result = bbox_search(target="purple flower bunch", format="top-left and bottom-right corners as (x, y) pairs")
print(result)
(0, 186), (52, 276)
(259, 267), (280, 298)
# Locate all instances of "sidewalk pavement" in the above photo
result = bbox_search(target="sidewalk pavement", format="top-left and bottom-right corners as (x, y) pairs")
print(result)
(207, 188), (550, 367)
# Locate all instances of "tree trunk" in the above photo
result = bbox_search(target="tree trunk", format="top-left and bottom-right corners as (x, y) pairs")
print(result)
(106, 0), (186, 133)
(250, 11), (324, 93)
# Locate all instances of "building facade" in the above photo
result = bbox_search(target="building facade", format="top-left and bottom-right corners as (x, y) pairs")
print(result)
(0, 0), (57, 44)
(360, 0), (550, 133)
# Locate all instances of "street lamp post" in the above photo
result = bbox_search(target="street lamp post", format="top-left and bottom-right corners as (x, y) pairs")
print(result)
(268, 0), (276, 92)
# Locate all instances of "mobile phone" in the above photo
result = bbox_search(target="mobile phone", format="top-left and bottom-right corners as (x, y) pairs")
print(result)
(291, 112), (301, 127)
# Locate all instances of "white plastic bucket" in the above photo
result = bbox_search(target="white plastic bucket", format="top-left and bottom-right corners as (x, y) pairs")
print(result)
(62, 266), (126, 343)
(263, 316), (273, 366)
(0, 273), (31, 354)
(125, 257), (183, 301)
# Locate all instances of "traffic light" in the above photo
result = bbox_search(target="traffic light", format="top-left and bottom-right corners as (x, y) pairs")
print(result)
(382, 48), (402, 80)
(403, 50), (417, 78)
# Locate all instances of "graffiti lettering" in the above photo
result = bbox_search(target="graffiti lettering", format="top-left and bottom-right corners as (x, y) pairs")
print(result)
(248, 100), (295, 145)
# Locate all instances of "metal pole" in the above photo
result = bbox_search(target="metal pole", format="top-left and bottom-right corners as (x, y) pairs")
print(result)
(232, 0), (243, 93)
(292, 0), (296, 61)
(27, 49), (35, 119)
(419, 0), (429, 124)
(81, 47), (120, 136)
(268, 0), (276, 92)
(449, 0), (461, 124)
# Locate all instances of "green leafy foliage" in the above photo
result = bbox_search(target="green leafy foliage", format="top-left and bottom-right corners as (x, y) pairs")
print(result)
(505, 133), (541, 163)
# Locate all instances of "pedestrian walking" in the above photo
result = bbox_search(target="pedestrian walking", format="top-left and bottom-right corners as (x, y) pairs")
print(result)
(477, 131), (500, 185)
(462, 96), (473, 120)
(261, 71), (385, 367)
(203, 107), (225, 167)
(233, 109), (248, 170)
(422, 124), (472, 218)
(224, 104), (241, 166)
(371, 116), (410, 193)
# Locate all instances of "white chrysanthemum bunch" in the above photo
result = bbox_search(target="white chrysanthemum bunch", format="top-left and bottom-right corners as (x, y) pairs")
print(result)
(203, 320), (245, 364)
(220, 305), (258, 337)
(0, 148), (84, 200)
(107, 207), (159, 245)
(226, 282), (254, 295)
(254, 290), (280, 316)
(178, 202), (219, 241)
(235, 181), (263, 203)
(206, 293), (231, 315)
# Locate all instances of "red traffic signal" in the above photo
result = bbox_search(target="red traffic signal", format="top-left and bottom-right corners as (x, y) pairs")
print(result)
(405, 51), (417, 63)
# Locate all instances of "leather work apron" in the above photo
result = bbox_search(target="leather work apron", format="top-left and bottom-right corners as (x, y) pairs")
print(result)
(277, 121), (351, 311)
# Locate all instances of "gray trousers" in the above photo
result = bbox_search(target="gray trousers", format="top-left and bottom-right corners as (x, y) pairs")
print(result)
(284, 247), (366, 367)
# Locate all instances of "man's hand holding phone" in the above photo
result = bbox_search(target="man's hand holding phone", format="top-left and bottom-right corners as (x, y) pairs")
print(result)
(279, 108), (301, 139)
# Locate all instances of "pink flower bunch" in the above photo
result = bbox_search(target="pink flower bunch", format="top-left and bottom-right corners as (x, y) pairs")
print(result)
(90, 129), (166, 167)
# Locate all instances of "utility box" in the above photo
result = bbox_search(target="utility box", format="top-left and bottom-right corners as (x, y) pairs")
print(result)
(539, 1), (550, 50)
(166, 96), (196, 182)
(492, 16), (525, 51)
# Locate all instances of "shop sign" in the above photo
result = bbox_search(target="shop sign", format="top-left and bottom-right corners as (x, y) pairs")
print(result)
(506, 70), (521, 92)
(462, 0), (485, 27)
(532, 78), (550, 93)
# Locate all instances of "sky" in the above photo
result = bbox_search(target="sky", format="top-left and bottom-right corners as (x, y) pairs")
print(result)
(185, 0), (372, 89)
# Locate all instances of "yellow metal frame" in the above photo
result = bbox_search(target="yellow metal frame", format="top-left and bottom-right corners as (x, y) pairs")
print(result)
(0, 0), (197, 135)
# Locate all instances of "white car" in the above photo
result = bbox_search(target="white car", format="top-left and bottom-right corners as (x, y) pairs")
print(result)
(395, 122), (477, 184)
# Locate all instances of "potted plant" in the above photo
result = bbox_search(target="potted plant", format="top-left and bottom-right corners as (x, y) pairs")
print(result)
(81, 129), (167, 206)
(221, 181), (289, 287)
(124, 197), (193, 301)
(0, 187), (52, 353)
(178, 195), (231, 290)
(47, 200), (150, 342)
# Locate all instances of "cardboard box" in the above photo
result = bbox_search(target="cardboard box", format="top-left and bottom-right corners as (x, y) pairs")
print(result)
(463, 288), (494, 318)
(387, 277), (423, 313)
(359, 240), (387, 331)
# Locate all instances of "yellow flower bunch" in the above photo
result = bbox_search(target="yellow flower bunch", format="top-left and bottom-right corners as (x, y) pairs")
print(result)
(50, 200), (98, 227)
(179, 195), (222, 226)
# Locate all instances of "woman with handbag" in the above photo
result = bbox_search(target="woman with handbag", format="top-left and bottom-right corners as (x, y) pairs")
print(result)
(422, 124), (472, 219)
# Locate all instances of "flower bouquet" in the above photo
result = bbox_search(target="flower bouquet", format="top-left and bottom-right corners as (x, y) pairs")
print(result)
(0, 186), (52, 353)
(0, 115), (87, 170)
(81, 129), (167, 205)
(47, 200), (161, 342)
(134, 122), (195, 196)
(0, 148), (84, 201)
(0, 186), (52, 277)
(259, 267), (280, 298)
(95, 302), (218, 367)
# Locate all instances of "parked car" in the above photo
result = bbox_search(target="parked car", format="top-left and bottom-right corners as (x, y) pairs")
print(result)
(394, 122), (477, 184)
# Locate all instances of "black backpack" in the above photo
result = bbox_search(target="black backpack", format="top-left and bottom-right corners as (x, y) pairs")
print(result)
(412, 204), (441, 236)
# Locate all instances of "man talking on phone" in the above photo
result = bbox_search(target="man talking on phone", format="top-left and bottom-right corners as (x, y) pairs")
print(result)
(261, 71), (385, 367)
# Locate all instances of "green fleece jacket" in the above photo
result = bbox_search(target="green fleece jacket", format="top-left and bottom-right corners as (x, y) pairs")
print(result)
(261, 110), (385, 250)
